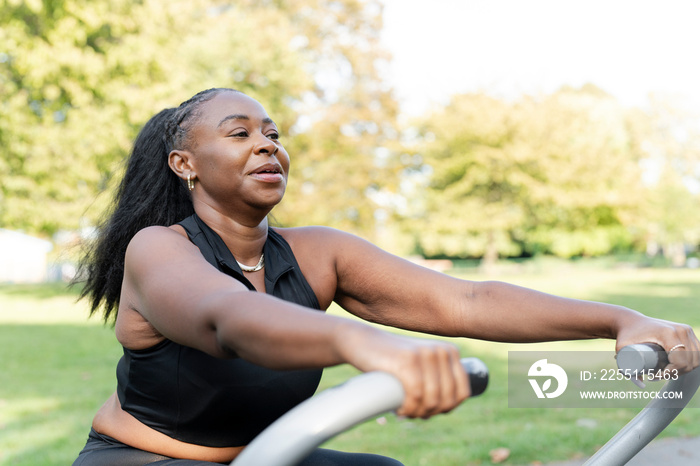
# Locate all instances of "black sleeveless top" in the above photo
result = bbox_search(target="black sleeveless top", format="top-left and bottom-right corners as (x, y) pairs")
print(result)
(116, 214), (324, 447)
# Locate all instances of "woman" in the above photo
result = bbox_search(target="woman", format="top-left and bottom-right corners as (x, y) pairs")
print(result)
(74, 88), (698, 465)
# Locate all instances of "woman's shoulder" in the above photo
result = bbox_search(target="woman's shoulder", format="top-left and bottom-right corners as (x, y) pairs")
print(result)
(124, 225), (197, 271)
(271, 225), (384, 267)
(272, 225), (354, 243)
(271, 225), (366, 255)
(129, 224), (189, 245)
(269, 226), (349, 308)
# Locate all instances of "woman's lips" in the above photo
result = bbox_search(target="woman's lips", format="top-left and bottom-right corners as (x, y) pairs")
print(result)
(249, 162), (284, 183)
(250, 172), (284, 183)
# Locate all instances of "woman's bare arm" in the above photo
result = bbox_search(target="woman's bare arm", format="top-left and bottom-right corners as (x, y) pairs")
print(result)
(121, 226), (365, 366)
(316, 227), (698, 371)
(118, 226), (469, 418)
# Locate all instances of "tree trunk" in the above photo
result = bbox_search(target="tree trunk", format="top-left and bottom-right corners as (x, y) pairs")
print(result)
(480, 230), (499, 274)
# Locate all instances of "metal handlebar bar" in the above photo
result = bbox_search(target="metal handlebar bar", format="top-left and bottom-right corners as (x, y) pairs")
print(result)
(231, 357), (488, 466)
(583, 343), (700, 465)
(231, 345), (698, 466)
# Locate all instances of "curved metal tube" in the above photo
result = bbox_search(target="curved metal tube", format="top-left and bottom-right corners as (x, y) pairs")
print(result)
(231, 357), (488, 466)
(583, 344), (700, 465)
(231, 345), (698, 466)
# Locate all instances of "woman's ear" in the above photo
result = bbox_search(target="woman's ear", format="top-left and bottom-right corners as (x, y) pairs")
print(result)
(169, 149), (196, 181)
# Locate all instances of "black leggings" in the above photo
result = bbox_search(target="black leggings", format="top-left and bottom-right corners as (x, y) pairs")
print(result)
(73, 429), (404, 466)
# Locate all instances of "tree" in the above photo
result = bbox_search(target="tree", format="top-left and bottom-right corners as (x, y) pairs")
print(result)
(642, 168), (700, 266)
(270, 0), (401, 242)
(631, 94), (700, 265)
(409, 93), (530, 265)
(405, 85), (644, 264)
(515, 85), (643, 258)
(1, 0), (397, 242)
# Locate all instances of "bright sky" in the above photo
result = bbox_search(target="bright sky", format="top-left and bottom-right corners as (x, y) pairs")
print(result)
(380, 0), (700, 116)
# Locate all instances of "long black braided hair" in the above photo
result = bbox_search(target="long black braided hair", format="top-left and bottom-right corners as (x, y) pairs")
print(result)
(78, 88), (239, 322)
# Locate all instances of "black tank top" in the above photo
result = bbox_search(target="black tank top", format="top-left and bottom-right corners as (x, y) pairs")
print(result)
(116, 214), (324, 447)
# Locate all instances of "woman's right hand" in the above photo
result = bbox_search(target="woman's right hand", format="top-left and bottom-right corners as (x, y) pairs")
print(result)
(336, 324), (470, 419)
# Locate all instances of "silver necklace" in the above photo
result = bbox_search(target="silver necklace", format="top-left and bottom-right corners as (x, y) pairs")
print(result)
(237, 253), (265, 272)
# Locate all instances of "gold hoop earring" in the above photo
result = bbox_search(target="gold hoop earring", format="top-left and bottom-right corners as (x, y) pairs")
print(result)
(187, 173), (195, 191)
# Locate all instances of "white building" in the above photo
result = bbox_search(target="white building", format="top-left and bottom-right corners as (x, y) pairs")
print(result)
(0, 229), (53, 283)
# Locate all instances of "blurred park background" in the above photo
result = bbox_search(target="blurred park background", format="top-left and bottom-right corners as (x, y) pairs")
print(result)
(2, 0), (700, 464)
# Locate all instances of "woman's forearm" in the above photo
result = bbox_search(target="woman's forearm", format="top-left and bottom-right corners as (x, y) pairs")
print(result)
(205, 290), (376, 370)
(457, 280), (643, 343)
(205, 289), (471, 419)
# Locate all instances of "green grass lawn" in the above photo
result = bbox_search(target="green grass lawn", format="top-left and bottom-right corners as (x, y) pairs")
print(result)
(1, 264), (699, 465)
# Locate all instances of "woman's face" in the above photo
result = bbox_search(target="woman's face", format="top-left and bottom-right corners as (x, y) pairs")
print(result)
(187, 91), (290, 214)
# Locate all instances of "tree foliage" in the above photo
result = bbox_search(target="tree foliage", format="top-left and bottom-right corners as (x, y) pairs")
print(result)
(4, 1), (700, 263)
(631, 94), (700, 264)
(1, 0), (395, 240)
(409, 93), (529, 261)
(406, 85), (658, 261)
(270, 0), (400, 240)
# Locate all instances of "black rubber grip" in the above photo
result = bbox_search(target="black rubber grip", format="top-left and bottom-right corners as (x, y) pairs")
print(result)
(461, 357), (489, 397)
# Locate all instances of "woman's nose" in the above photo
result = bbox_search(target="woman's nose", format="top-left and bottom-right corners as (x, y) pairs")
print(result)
(254, 134), (278, 155)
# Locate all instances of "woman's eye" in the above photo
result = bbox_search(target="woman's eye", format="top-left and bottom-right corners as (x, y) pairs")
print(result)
(267, 132), (280, 140)
(231, 131), (248, 138)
